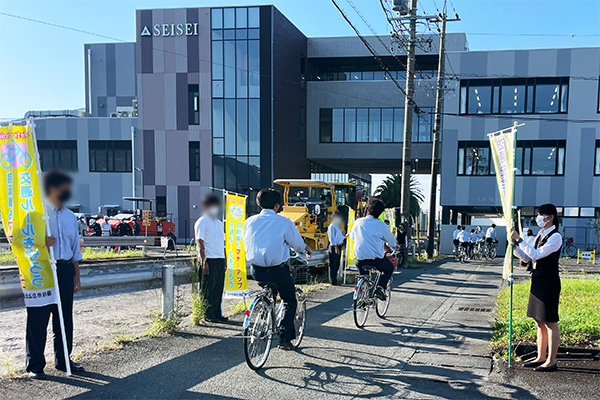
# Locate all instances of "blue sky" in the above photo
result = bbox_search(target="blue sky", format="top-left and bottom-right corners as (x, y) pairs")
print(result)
(1, 0), (599, 118)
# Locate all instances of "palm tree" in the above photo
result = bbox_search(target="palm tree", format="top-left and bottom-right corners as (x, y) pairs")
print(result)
(374, 174), (424, 223)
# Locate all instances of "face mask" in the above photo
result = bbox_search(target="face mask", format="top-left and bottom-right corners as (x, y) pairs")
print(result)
(536, 215), (548, 228)
(58, 190), (71, 203)
(207, 206), (220, 217)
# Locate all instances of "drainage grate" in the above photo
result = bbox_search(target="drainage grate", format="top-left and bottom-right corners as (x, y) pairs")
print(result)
(457, 307), (492, 313)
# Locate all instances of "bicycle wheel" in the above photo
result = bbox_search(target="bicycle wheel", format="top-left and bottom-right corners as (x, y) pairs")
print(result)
(290, 288), (307, 349)
(353, 279), (370, 328)
(459, 251), (466, 263)
(375, 278), (392, 318)
(566, 245), (577, 258)
(490, 247), (497, 259)
(243, 298), (273, 370)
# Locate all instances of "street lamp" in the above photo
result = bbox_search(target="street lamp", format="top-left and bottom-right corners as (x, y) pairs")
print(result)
(135, 167), (144, 197)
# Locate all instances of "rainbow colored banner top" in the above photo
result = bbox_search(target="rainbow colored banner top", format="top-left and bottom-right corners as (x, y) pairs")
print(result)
(225, 193), (248, 293)
(0, 123), (57, 306)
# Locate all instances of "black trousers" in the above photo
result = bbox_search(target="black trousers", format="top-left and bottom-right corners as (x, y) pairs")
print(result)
(328, 245), (342, 285)
(356, 257), (394, 289)
(26, 262), (74, 373)
(251, 264), (297, 343)
(200, 258), (226, 319)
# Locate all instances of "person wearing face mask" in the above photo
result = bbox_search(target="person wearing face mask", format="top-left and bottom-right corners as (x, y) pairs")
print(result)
(26, 170), (84, 379)
(194, 194), (226, 323)
(327, 211), (344, 285)
(511, 203), (562, 372)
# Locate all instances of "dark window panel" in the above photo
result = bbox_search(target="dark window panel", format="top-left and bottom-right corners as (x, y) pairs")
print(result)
(89, 140), (131, 172)
(189, 141), (201, 181)
(319, 108), (332, 143)
(188, 84), (199, 125)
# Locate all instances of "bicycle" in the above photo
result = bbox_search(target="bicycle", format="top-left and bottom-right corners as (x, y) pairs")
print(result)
(562, 236), (578, 258)
(457, 244), (468, 263)
(472, 240), (485, 261)
(352, 265), (392, 328)
(485, 239), (498, 259)
(242, 265), (307, 370)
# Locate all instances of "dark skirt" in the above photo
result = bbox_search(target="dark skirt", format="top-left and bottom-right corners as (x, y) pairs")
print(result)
(527, 275), (561, 322)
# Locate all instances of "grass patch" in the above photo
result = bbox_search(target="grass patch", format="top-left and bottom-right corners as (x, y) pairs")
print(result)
(229, 299), (248, 316)
(0, 348), (20, 379)
(110, 326), (138, 345)
(0, 248), (144, 265)
(190, 294), (209, 326)
(300, 274), (330, 294)
(492, 278), (600, 358)
(145, 308), (183, 337)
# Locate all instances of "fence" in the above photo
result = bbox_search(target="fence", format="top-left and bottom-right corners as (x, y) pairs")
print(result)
(563, 227), (599, 252)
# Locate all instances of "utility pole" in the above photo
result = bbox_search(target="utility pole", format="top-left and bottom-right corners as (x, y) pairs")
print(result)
(426, 5), (460, 258)
(399, 0), (418, 231)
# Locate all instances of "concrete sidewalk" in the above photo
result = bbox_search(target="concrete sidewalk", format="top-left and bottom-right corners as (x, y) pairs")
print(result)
(0, 259), (540, 399)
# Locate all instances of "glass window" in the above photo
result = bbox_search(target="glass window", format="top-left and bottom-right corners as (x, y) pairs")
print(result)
(248, 7), (260, 28)
(319, 108), (332, 143)
(467, 85), (491, 114)
(212, 81), (223, 98)
(368, 109), (381, 142)
(249, 99), (260, 155)
(373, 71), (385, 80)
(595, 142), (600, 175)
(188, 84), (199, 125)
(351, 72), (361, 81)
(534, 83), (560, 113)
(223, 8), (235, 29)
(393, 108), (404, 142)
(38, 140), (78, 171)
(224, 99), (236, 155)
(344, 108), (356, 142)
(156, 196), (167, 218)
(236, 7), (247, 28)
(249, 156), (260, 189)
(492, 86), (500, 113)
(515, 147), (523, 175)
(381, 109), (393, 142)
(237, 99), (248, 155)
(89, 141), (131, 172)
(362, 71), (374, 81)
(212, 40), (224, 79)
(560, 83), (568, 112)
(356, 109), (369, 142)
(213, 99), (224, 138)
(223, 41), (236, 98)
(460, 86), (467, 114)
(236, 29), (247, 40)
(189, 141), (201, 181)
(500, 83), (525, 114)
(213, 138), (224, 155)
(531, 146), (557, 175)
(332, 109), (344, 142)
(564, 207), (578, 217)
(211, 8), (223, 29)
(213, 156), (225, 189)
(223, 29), (235, 40)
(580, 208), (595, 217)
(236, 40), (248, 98)
(248, 40), (260, 98)
(464, 146), (490, 175)
(557, 147), (565, 175)
(523, 147), (531, 175)
(248, 28), (259, 39)
(526, 84), (534, 113)
(457, 148), (465, 175)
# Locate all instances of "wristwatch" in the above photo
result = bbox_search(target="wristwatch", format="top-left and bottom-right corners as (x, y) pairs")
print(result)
(517, 238), (523, 244)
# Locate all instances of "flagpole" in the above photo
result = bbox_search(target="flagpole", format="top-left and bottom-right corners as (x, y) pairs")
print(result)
(29, 118), (72, 376)
(508, 121), (519, 367)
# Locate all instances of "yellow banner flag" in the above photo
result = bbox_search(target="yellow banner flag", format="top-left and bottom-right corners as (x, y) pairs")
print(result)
(225, 193), (248, 293)
(0, 123), (57, 306)
(379, 208), (396, 236)
(489, 125), (517, 280)
(346, 208), (356, 268)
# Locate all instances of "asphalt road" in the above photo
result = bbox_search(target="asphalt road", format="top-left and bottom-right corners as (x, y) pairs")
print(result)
(1, 259), (540, 399)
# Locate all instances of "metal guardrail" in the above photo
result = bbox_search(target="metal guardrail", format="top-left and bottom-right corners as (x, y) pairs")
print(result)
(80, 236), (153, 247)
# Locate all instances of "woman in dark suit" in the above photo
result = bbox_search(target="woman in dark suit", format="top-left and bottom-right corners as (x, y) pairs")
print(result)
(512, 203), (562, 372)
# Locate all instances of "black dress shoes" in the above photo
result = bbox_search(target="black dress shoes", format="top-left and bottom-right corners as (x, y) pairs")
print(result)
(56, 361), (85, 373)
(533, 364), (558, 372)
(28, 371), (46, 379)
(523, 360), (545, 368)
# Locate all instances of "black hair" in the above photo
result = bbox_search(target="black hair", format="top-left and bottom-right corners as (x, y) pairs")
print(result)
(256, 188), (281, 210)
(332, 210), (342, 217)
(456, 225), (461, 229)
(202, 194), (221, 207)
(460, 226), (465, 230)
(491, 224), (496, 228)
(43, 169), (72, 195)
(470, 229), (475, 233)
(366, 197), (385, 218)
(526, 228), (534, 236)
(537, 203), (560, 229)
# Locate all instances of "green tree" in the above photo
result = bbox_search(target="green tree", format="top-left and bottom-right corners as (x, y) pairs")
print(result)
(374, 174), (424, 223)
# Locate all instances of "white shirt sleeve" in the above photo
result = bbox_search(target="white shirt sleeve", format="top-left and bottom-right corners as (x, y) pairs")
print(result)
(513, 245), (532, 263)
(517, 233), (562, 261)
(284, 218), (307, 254)
(382, 224), (398, 248)
(195, 219), (205, 241)
(71, 215), (83, 263)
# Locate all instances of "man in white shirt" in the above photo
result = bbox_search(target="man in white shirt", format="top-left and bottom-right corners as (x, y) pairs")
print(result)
(26, 170), (84, 379)
(194, 194), (226, 323)
(327, 211), (344, 285)
(242, 188), (312, 350)
(452, 225), (461, 248)
(348, 197), (398, 301)
(457, 226), (470, 253)
(100, 218), (111, 237)
(485, 224), (497, 243)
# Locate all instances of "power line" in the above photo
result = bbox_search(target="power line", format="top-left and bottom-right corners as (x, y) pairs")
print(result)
(467, 32), (600, 37)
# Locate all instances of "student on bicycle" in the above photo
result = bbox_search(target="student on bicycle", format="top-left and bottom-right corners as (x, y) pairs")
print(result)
(242, 188), (312, 351)
(485, 224), (497, 247)
(457, 226), (469, 255)
(348, 197), (398, 301)
(452, 225), (461, 249)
